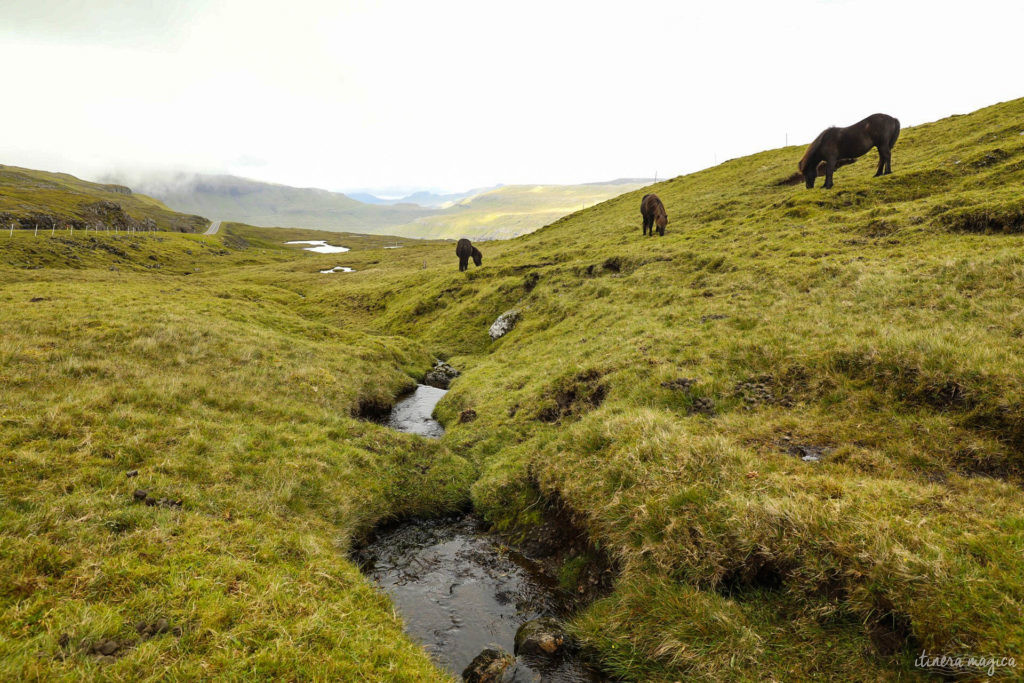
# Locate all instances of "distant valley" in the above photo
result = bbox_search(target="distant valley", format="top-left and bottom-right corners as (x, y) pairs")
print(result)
(105, 172), (652, 240)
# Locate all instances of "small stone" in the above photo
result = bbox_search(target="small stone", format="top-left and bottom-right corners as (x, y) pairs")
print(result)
(126, 470), (138, 478)
(462, 647), (515, 683)
(514, 617), (571, 658)
(458, 408), (477, 424)
(96, 639), (119, 656)
(132, 489), (148, 502)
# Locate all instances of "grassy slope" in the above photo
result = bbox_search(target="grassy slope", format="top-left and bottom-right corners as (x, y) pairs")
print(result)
(2, 97), (1024, 681)
(0, 231), (469, 680)
(0, 165), (207, 233)
(344, 98), (1024, 679)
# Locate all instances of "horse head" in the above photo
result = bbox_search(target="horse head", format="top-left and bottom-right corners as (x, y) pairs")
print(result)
(471, 247), (482, 267)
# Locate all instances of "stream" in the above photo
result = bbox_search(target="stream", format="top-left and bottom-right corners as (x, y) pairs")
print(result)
(357, 382), (606, 681)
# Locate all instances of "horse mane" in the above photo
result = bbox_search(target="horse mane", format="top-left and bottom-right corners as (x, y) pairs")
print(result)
(798, 128), (832, 172)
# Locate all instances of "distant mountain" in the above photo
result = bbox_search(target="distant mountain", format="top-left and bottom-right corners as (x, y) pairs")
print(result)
(106, 173), (441, 233)
(346, 186), (502, 208)
(102, 172), (653, 239)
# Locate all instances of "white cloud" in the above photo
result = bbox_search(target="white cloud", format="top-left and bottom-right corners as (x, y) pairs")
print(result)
(0, 0), (1021, 192)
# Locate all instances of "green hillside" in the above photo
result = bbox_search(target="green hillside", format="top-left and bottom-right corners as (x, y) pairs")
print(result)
(3, 97), (1024, 680)
(0, 165), (208, 233)
(388, 179), (651, 239)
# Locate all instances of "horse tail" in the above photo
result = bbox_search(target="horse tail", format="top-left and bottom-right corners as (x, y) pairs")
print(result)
(890, 118), (901, 148)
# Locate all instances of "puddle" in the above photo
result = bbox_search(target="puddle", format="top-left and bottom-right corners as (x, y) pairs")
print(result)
(284, 240), (350, 253)
(320, 266), (356, 274)
(356, 515), (606, 681)
(384, 384), (447, 438)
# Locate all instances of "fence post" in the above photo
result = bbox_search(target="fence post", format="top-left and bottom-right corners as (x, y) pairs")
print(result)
(34, 224), (38, 237)
(10, 222), (14, 237)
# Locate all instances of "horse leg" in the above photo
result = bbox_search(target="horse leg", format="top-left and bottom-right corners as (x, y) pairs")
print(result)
(874, 147), (886, 177)
(823, 159), (836, 189)
(883, 146), (893, 174)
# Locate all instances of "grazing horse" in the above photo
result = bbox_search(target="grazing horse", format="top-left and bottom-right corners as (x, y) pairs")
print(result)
(800, 113), (900, 189)
(640, 193), (668, 236)
(455, 238), (483, 271)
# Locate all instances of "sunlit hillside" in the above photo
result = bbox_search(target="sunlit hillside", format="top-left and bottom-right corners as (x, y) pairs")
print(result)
(387, 179), (651, 239)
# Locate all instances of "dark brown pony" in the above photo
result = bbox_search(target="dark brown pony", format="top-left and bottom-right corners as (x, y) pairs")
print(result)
(800, 113), (900, 189)
(640, 194), (668, 236)
(455, 238), (482, 271)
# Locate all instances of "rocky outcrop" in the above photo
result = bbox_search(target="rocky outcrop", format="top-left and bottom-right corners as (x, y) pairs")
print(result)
(488, 310), (520, 340)
(424, 360), (459, 389)
(100, 183), (133, 196)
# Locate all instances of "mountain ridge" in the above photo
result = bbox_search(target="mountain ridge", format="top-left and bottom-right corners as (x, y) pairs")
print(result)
(104, 171), (652, 239)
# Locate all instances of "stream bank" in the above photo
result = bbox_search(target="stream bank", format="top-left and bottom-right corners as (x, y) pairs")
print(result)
(355, 377), (612, 681)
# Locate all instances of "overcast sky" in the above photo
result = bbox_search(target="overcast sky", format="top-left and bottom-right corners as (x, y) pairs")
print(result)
(0, 0), (1021, 194)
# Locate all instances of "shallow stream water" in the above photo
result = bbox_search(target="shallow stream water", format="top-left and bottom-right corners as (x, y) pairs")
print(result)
(283, 239), (350, 253)
(360, 384), (605, 681)
(384, 384), (447, 438)
(357, 517), (604, 681)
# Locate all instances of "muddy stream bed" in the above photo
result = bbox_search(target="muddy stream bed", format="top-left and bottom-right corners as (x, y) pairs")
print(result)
(356, 384), (606, 681)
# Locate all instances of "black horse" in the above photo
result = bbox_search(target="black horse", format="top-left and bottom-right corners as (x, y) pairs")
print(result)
(800, 113), (900, 189)
(456, 238), (482, 271)
(640, 194), (668, 236)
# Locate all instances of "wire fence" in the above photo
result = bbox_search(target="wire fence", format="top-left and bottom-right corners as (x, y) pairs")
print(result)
(6, 219), (163, 238)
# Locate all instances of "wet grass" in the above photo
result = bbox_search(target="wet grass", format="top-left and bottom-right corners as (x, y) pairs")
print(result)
(3, 97), (1024, 680)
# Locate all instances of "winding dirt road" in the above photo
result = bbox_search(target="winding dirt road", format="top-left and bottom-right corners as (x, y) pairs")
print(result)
(204, 220), (222, 235)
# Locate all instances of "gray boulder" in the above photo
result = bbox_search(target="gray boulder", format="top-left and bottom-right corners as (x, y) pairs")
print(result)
(488, 310), (520, 340)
